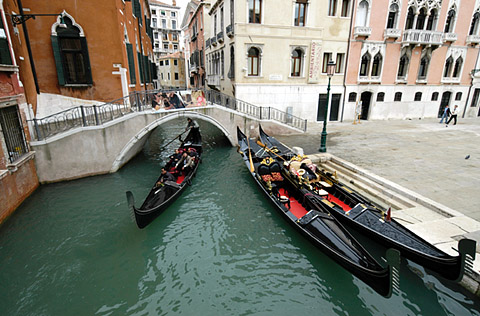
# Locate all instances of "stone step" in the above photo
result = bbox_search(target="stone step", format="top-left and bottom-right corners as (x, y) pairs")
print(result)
(319, 160), (415, 211)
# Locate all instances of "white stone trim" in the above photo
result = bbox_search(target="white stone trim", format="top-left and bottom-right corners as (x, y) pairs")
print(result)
(51, 11), (85, 37)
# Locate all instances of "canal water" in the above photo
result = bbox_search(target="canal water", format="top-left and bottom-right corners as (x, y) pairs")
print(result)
(0, 120), (479, 315)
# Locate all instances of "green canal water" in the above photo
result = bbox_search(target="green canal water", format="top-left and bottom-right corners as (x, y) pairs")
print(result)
(0, 121), (479, 315)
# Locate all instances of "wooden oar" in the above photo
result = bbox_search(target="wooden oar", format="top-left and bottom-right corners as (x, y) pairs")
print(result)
(247, 134), (255, 172)
(160, 129), (188, 150)
(256, 140), (287, 162)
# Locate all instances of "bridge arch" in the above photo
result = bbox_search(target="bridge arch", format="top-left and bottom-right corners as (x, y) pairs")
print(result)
(110, 111), (234, 172)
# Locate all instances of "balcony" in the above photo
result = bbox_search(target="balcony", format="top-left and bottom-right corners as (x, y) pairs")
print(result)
(466, 35), (480, 45)
(443, 33), (457, 42)
(353, 26), (371, 38)
(226, 24), (234, 37)
(358, 76), (381, 84)
(402, 30), (443, 47)
(206, 38), (211, 48)
(384, 28), (401, 39)
(217, 31), (224, 43)
(211, 36), (217, 46)
(207, 74), (220, 86)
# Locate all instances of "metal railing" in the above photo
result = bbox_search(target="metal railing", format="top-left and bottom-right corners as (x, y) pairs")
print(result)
(203, 89), (307, 131)
(29, 89), (307, 141)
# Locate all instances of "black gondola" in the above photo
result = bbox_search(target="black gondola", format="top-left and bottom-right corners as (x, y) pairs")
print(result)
(126, 127), (202, 229)
(258, 125), (476, 282)
(237, 127), (400, 297)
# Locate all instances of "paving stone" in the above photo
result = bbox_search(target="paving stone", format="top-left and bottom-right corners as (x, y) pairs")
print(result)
(405, 220), (467, 244)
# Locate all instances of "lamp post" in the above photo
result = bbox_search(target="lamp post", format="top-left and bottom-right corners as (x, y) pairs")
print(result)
(319, 60), (336, 152)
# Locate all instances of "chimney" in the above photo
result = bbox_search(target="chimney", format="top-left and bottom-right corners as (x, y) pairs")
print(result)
(172, 0), (176, 6)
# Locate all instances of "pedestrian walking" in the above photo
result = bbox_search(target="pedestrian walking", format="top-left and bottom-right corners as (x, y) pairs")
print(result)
(446, 105), (459, 126)
(439, 105), (450, 123)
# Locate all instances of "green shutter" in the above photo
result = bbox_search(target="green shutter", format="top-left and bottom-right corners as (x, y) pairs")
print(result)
(133, 0), (142, 25)
(51, 36), (65, 86)
(144, 55), (151, 83)
(80, 37), (93, 84)
(126, 43), (136, 84)
(137, 51), (144, 83)
(0, 39), (12, 65)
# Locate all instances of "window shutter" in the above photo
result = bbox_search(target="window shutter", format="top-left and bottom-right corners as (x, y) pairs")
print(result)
(133, 0), (143, 25)
(151, 61), (157, 80)
(144, 55), (151, 83)
(126, 43), (136, 84)
(137, 51), (144, 83)
(51, 36), (66, 85)
(0, 39), (12, 65)
(80, 37), (93, 84)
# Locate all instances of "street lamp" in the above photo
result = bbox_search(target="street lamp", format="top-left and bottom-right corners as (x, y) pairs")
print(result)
(319, 60), (336, 152)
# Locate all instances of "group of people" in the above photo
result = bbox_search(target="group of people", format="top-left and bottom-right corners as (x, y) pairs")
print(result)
(153, 92), (185, 110)
(156, 147), (199, 187)
(439, 105), (459, 126)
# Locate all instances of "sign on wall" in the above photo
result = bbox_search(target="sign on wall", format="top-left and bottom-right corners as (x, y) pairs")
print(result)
(308, 40), (323, 83)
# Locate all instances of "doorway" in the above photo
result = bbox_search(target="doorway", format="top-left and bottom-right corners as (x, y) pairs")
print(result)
(438, 91), (451, 117)
(360, 92), (372, 120)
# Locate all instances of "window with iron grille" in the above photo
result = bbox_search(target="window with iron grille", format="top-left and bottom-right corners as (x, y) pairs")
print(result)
(0, 105), (28, 163)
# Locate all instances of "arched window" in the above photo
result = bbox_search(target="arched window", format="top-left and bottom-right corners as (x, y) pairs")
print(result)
(359, 53), (371, 76)
(248, 47), (260, 76)
(356, 0), (369, 27)
(348, 92), (357, 102)
(405, 7), (414, 30)
(452, 57), (463, 78)
(426, 9), (437, 31)
(418, 56), (429, 79)
(394, 92), (402, 101)
(443, 57), (453, 78)
(51, 15), (92, 85)
(387, 4), (399, 29)
(431, 92), (439, 101)
(376, 92), (385, 102)
(416, 8), (427, 30)
(291, 48), (303, 77)
(397, 54), (409, 78)
(371, 53), (382, 77)
(444, 9), (456, 33)
(455, 92), (462, 101)
(414, 92), (422, 101)
(469, 12), (480, 35)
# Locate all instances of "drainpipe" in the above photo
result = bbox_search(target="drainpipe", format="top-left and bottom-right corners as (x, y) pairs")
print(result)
(18, 0), (40, 95)
(340, 0), (356, 122)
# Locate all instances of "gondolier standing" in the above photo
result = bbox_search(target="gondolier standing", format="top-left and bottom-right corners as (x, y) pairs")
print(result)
(185, 118), (201, 146)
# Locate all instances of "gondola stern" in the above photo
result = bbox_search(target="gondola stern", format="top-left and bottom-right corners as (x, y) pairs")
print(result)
(385, 248), (401, 298)
(455, 238), (477, 282)
(126, 191), (146, 229)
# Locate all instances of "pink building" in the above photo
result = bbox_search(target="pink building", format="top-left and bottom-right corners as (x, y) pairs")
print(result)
(344, 0), (480, 120)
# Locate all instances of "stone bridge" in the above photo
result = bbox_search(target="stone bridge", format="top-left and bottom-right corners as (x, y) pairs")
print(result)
(30, 105), (303, 183)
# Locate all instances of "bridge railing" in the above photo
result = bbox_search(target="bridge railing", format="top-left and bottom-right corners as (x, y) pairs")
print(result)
(29, 89), (307, 141)
(203, 89), (307, 131)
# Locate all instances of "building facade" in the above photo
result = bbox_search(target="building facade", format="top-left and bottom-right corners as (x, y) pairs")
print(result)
(345, 0), (480, 121)
(205, 0), (352, 122)
(181, 0), (210, 90)
(158, 51), (186, 88)
(0, 2), (38, 224)
(7, 0), (155, 118)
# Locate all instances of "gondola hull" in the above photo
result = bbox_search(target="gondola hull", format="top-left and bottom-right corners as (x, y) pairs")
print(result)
(127, 128), (202, 229)
(258, 125), (476, 282)
(237, 127), (400, 297)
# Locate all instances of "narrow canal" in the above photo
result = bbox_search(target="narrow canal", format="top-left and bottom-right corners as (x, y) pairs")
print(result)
(0, 120), (478, 315)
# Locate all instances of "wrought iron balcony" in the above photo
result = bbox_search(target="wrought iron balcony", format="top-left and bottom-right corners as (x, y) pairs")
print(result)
(443, 33), (457, 42)
(466, 35), (480, 45)
(217, 31), (224, 43)
(207, 74), (220, 86)
(402, 30), (443, 46)
(226, 24), (234, 37)
(353, 26), (371, 38)
(384, 28), (401, 39)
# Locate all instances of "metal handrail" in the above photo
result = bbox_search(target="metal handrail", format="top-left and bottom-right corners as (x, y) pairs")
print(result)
(28, 89), (307, 141)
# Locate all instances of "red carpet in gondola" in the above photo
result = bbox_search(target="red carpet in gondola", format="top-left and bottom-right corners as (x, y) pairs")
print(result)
(279, 188), (308, 219)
